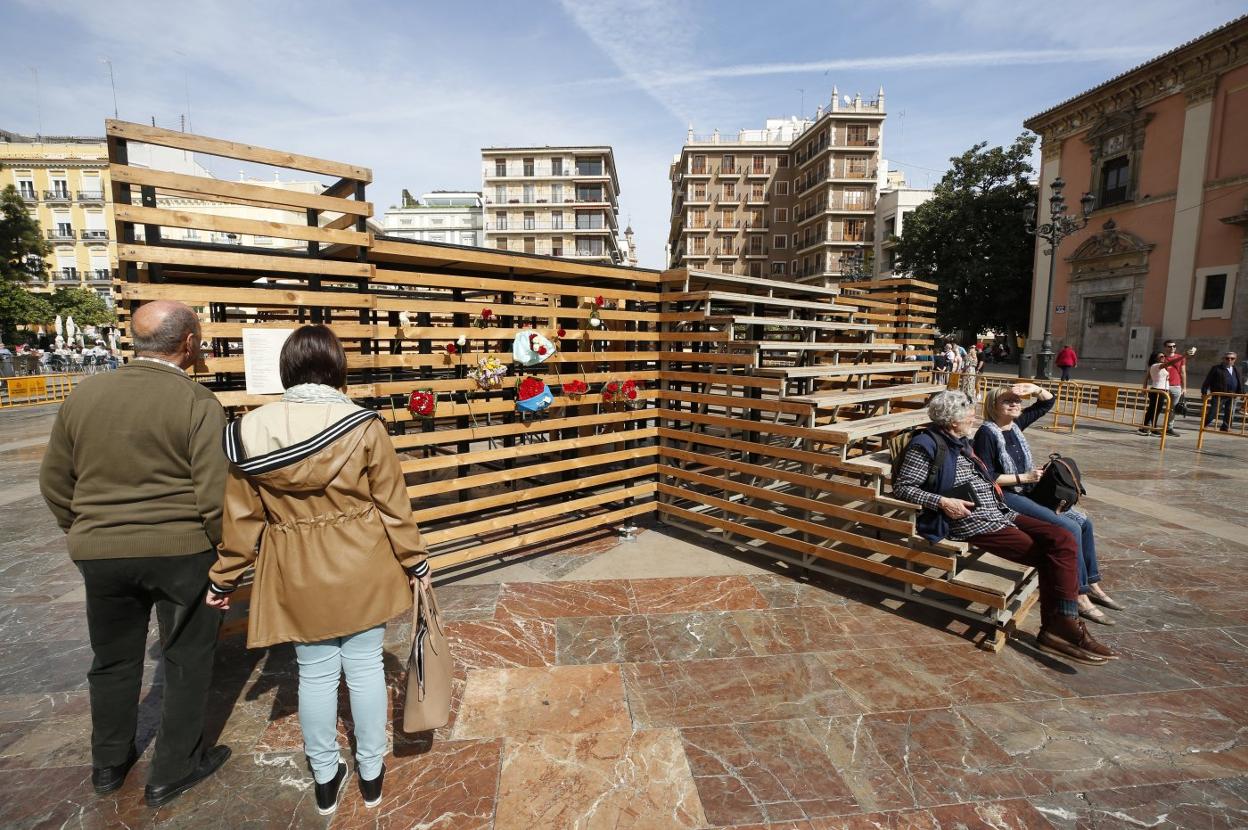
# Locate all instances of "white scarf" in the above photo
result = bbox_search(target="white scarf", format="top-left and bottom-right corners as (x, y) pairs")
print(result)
(979, 419), (1033, 488)
(281, 383), (353, 405)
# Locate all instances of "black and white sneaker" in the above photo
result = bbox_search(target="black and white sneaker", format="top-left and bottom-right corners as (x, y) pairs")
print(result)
(314, 762), (348, 816)
(360, 764), (385, 808)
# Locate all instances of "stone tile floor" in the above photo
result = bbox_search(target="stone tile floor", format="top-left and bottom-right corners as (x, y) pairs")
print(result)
(2, 404), (1247, 828)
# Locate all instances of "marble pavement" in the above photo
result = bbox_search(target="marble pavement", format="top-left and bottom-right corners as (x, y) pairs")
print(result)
(1, 403), (1247, 828)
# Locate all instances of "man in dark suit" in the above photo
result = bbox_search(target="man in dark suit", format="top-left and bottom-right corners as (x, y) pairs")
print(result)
(1200, 351), (1244, 431)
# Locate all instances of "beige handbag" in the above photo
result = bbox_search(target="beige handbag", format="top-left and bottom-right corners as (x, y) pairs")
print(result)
(402, 581), (452, 732)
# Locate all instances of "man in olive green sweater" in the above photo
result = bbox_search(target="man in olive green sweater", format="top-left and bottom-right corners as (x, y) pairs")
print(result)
(40, 300), (231, 807)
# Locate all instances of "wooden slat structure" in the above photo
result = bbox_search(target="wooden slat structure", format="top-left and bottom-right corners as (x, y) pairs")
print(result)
(107, 121), (1034, 648)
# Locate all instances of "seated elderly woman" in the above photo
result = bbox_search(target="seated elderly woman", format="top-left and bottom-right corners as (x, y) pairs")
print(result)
(893, 390), (1117, 664)
(973, 383), (1121, 625)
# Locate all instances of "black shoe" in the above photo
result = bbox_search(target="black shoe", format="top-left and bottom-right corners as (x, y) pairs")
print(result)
(92, 746), (138, 795)
(1166, 429), (1180, 436)
(359, 764), (385, 808)
(144, 745), (231, 808)
(1136, 428), (1151, 436)
(315, 762), (348, 816)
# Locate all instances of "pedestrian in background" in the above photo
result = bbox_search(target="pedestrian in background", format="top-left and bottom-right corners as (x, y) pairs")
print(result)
(1157, 340), (1196, 436)
(206, 325), (430, 816)
(1055, 343), (1078, 382)
(1138, 352), (1172, 436)
(1200, 351), (1243, 431)
(39, 301), (231, 807)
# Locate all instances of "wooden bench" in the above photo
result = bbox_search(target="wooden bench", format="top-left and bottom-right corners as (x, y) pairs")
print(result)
(813, 408), (931, 445)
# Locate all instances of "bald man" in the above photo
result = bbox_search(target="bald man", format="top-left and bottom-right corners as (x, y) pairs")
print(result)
(40, 301), (231, 807)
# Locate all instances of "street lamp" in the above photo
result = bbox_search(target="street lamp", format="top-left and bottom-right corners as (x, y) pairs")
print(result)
(1026, 178), (1094, 379)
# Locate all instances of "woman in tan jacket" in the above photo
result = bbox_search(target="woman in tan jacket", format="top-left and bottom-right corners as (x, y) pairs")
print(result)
(204, 325), (429, 816)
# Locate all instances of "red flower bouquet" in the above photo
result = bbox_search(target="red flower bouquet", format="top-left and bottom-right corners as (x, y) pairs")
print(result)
(518, 376), (547, 400)
(562, 379), (588, 398)
(603, 378), (642, 408)
(408, 389), (436, 419)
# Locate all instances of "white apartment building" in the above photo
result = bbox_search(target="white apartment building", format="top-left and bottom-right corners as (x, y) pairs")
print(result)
(382, 190), (483, 247)
(873, 182), (933, 277)
(481, 147), (623, 264)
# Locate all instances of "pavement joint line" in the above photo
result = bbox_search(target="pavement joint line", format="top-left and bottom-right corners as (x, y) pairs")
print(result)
(1081, 475), (1248, 550)
(0, 483), (43, 508)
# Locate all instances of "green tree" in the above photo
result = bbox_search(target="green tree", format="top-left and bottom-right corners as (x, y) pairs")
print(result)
(0, 183), (54, 342)
(893, 135), (1039, 339)
(1, 183), (50, 284)
(49, 287), (116, 329)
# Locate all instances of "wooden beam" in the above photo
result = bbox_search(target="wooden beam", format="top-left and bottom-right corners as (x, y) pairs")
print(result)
(116, 244), (373, 278)
(110, 165), (372, 216)
(113, 204), (368, 247)
(106, 119), (372, 181)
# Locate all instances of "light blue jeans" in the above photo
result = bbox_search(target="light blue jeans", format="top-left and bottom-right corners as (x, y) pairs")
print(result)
(294, 625), (387, 784)
(1003, 492), (1101, 593)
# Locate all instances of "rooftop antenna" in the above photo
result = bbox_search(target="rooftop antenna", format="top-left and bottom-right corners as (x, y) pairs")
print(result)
(29, 67), (42, 137)
(101, 58), (119, 119)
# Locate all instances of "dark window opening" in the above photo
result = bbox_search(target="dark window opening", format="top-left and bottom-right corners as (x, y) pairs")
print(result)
(1091, 298), (1124, 324)
(1202, 273), (1228, 310)
(1100, 156), (1130, 206)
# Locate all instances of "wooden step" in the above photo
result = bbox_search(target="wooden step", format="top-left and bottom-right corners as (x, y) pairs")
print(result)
(951, 551), (1034, 597)
(756, 361), (920, 378)
(813, 408), (931, 443)
(665, 290), (859, 314)
(709, 316), (878, 333)
(785, 382), (945, 409)
(840, 449), (895, 477)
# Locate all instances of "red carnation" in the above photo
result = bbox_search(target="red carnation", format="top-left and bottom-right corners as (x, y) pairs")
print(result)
(626, 389), (638, 400)
(557, 327), (567, 338)
(537, 346), (548, 355)
(482, 308), (493, 318)
(594, 295), (604, 307)
(445, 343), (457, 355)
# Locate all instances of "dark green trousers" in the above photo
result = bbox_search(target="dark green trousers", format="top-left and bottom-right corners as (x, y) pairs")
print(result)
(78, 550), (220, 785)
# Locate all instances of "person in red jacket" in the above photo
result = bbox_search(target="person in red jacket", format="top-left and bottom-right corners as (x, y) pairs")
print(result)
(1055, 344), (1078, 382)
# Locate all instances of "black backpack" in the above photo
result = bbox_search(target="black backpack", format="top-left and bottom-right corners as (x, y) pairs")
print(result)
(1029, 453), (1086, 512)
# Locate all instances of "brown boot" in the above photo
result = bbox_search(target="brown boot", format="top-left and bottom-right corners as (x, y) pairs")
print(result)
(1038, 616), (1118, 663)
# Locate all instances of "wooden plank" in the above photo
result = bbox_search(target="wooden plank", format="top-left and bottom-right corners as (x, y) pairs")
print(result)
(658, 408), (851, 447)
(814, 408), (931, 443)
(654, 482), (948, 568)
(429, 503), (652, 570)
(393, 410), (652, 450)
(110, 165), (372, 216)
(785, 383), (945, 408)
(743, 342), (902, 352)
(662, 268), (842, 297)
(662, 371), (781, 391)
(116, 243), (373, 278)
(658, 351), (756, 366)
(655, 426), (862, 476)
(411, 454), (658, 503)
(709, 316), (877, 333)
(373, 268), (658, 302)
(663, 290), (858, 314)
(118, 281), (374, 309)
(657, 503), (1005, 609)
(401, 427), (659, 474)
(755, 362), (919, 378)
(106, 119), (371, 181)
(371, 239), (661, 283)
(659, 389), (812, 416)
(657, 453), (908, 532)
(424, 482), (656, 545)
(114, 204), (368, 247)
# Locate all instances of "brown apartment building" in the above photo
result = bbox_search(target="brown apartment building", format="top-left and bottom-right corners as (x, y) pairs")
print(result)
(667, 89), (885, 282)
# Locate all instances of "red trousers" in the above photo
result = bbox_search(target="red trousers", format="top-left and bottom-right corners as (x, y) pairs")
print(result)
(968, 514), (1079, 627)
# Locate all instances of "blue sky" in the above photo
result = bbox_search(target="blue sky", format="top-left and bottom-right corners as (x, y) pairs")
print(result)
(1, 0), (1243, 268)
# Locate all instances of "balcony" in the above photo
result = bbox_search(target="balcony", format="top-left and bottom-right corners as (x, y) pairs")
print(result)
(17, 190), (38, 203)
(52, 269), (81, 285)
(81, 229), (110, 242)
(742, 222), (769, 232)
(746, 165), (772, 177)
(87, 269), (115, 284)
(47, 229), (76, 242)
(43, 189), (71, 203)
(77, 191), (106, 203)
(744, 247), (769, 258)
(483, 166), (608, 180)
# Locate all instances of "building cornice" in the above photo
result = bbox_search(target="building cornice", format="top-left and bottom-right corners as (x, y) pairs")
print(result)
(1024, 16), (1248, 141)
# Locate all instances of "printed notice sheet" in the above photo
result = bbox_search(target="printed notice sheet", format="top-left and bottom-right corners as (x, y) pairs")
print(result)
(242, 328), (295, 395)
